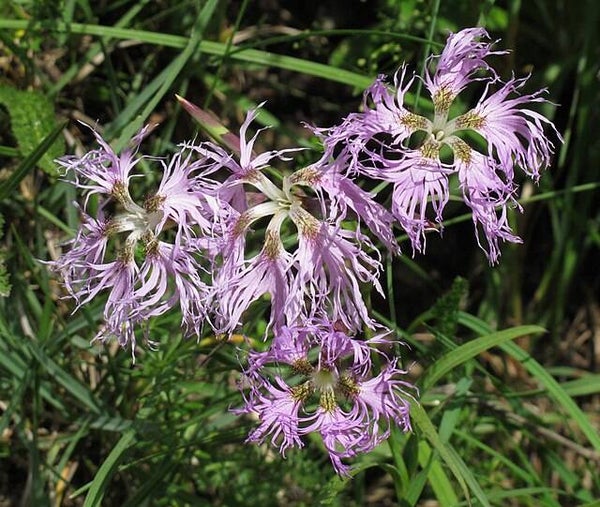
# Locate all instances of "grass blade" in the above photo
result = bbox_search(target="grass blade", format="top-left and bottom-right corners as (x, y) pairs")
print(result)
(0, 20), (375, 89)
(419, 325), (545, 391)
(82, 430), (136, 507)
(111, 0), (219, 148)
(415, 440), (459, 507)
(0, 121), (66, 201)
(26, 340), (103, 415)
(458, 312), (600, 453)
(411, 401), (491, 506)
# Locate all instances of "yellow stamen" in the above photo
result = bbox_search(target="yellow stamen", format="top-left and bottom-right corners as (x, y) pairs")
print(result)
(455, 111), (486, 130)
(291, 381), (314, 402)
(292, 358), (314, 375)
(338, 372), (360, 397)
(433, 87), (455, 114)
(291, 206), (321, 239)
(233, 212), (252, 237)
(319, 389), (337, 412)
(289, 167), (321, 186)
(111, 181), (130, 206)
(263, 230), (282, 260)
(399, 112), (428, 130)
(144, 194), (166, 213)
(420, 139), (441, 159)
(451, 138), (473, 165)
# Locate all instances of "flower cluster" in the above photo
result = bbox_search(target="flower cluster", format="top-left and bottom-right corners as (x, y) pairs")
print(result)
(236, 321), (414, 475)
(323, 27), (561, 262)
(49, 27), (559, 474)
(52, 127), (221, 353)
(184, 106), (387, 335)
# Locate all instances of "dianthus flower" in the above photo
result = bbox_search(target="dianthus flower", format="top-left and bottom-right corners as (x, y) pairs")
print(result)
(322, 27), (561, 263)
(50, 125), (220, 356)
(186, 107), (386, 335)
(236, 320), (415, 476)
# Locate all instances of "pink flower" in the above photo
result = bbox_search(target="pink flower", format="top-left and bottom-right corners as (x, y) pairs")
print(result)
(452, 139), (522, 263)
(367, 67), (426, 146)
(82, 258), (140, 351)
(351, 360), (414, 436)
(217, 227), (295, 334)
(50, 125), (220, 356)
(292, 208), (382, 331)
(291, 152), (400, 254)
(243, 376), (304, 457)
(450, 76), (561, 181)
(154, 149), (223, 239)
(424, 27), (504, 103)
(383, 149), (451, 253)
(197, 106), (386, 334)
(57, 123), (153, 207)
(237, 321), (415, 475)
(319, 27), (561, 262)
(301, 406), (373, 476)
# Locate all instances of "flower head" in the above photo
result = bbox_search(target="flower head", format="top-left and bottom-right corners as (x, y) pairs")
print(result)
(237, 321), (415, 475)
(50, 125), (220, 356)
(424, 27), (504, 104)
(320, 27), (561, 262)
(57, 123), (153, 208)
(198, 107), (386, 334)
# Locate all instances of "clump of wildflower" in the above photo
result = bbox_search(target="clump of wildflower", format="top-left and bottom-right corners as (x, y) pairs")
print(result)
(50, 125), (221, 357)
(322, 27), (561, 263)
(236, 320), (415, 476)
(46, 24), (562, 477)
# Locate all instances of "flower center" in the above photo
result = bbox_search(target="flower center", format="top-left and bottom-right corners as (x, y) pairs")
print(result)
(433, 129), (446, 142)
(312, 368), (338, 392)
(105, 190), (168, 263)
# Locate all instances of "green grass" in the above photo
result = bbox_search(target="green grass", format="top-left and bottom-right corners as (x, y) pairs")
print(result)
(1, 0), (599, 505)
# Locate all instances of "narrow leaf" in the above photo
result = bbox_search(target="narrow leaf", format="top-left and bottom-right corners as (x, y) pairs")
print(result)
(411, 402), (491, 506)
(0, 20), (375, 90)
(416, 440), (459, 507)
(0, 121), (66, 201)
(27, 340), (103, 414)
(458, 312), (600, 453)
(82, 430), (136, 507)
(420, 325), (545, 391)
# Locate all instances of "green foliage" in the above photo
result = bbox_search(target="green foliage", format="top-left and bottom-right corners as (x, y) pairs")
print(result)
(0, 213), (10, 297)
(0, 85), (64, 175)
(0, 120), (65, 201)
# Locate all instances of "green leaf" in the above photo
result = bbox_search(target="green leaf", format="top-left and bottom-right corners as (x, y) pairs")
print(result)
(0, 121), (66, 201)
(560, 374), (600, 397)
(404, 446), (434, 506)
(0, 20), (375, 89)
(419, 325), (545, 392)
(26, 339), (103, 415)
(110, 0), (219, 149)
(458, 312), (600, 454)
(411, 402), (491, 506)
(501, 340), (600, 453)
(0, 325), (66, 415)
(82, 430), (136, 507)
(0, 213), (10, 297)
(120, 457), (177, 507)
(315, 473), (350, 505)
(0, 85), (64, 175)
(416, 440), (459, 507)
